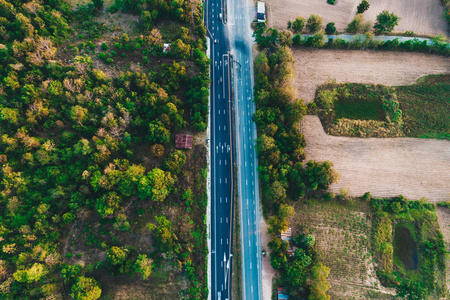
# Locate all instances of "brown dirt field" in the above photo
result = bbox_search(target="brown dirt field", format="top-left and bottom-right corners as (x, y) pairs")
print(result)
(301, 115), (450, 202)
(293, 49), (450, 103)
(291, 201), (395, 299)
(264, 0), (448, 37)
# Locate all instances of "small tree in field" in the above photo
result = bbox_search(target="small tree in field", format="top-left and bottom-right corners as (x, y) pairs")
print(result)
(357, 0), (370, 14)
(307, 14), (323, 33)
(325, 22), (336, 34)
(292, 16), (305, 33)
(374, 10), (400, 34)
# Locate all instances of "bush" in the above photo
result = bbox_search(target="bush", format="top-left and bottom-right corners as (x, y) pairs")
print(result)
(325, 22), (336, 34)
(292, 16), (305, 33)
(101, 43), (108, 51)
(374, 10), (400, 34)
(357, 0), (370, 14)
(306, 14), (323, 33)
(327, 0), (335, 4)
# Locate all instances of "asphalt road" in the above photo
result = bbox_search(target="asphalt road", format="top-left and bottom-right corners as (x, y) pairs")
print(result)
(206, 0), (234, 299)
(228, 1), (263, 299)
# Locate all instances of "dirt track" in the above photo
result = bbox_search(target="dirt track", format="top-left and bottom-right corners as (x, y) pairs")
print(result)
(301, 115), (450, 202)
(293, 49), (450, 103)
(265, 0), (448, 37)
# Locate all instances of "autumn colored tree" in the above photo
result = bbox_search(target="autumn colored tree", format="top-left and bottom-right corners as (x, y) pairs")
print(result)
(306, 14), (323, 33)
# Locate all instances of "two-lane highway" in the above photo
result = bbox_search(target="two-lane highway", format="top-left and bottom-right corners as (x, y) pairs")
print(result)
(206, 0), (234, 299)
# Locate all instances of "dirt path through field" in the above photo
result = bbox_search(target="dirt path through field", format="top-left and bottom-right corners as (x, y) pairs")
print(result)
(265, 0), (448, 37)
(301, 115), (450, 202)
(293, 49), (450, 103)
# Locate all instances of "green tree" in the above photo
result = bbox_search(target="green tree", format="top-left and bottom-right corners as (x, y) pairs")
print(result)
(70, 276), (101, 300)
(311, 30), (326, 47)
(162, 150), (186, 175)
(147, 120), (170, 144)
(106, 246), (129, 273)
(284, 249), (312, 288)
(292, 16), (305, 33)
(134, 254), (153, 280)
(279, 30), (293, 47)
(93, 0), (104, 10)
(374, 10), (400, 34)
(96, 192), (121, 217)
(325, 22), (336, 34)
(149, 216), (177, 253)
(61, 264), (83, 284)
(292, 34), (302, 46)
(302, 160), (340, 191)
(171, 39), (191, 59)
(309, 263), (331, 300)
(306, 14), (323, 33)
(395, 279), (427, 300)
(357, 0), (370, 14)
(346, 14), (370, 33)
(138, 168), (175, 202)
(13, 263), (48, 283)
(70, 105), (88, 126)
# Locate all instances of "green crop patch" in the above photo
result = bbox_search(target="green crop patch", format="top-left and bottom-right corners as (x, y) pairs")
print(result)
(334, 97), (384, 121)
(314, 75), (450, 140)
(396, 74), (450, 140)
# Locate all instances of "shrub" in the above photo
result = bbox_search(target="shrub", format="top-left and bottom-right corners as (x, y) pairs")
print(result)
(325, 22), (336, 34)
(311, 30), (326, 47)
(327, 0), (335, 4)
(101, 43), (108, 51)
(357, 0), (370, 14)
(292, 16), (305, 33)
(374, 10), (400, 34)
(306, 14), (323, 33)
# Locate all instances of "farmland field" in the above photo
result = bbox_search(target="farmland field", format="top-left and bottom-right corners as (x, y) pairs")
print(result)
(292, 49), (450, 103)
(301, 115), (450, 202)
(264, 0), (448, 37)
(291, 200), (394, 299)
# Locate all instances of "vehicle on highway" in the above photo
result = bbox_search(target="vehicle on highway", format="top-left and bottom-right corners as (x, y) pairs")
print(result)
(219, 13), (222, 20)
(218, 291), (221, 300)
(218, 77), (223, 84)
(215, 38), (218, 43)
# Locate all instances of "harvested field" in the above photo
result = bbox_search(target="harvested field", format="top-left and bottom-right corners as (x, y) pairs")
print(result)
(301, 115), (450, 202)
(264, 0), (448, 37)
(291, 200), (394, 299)
(293, 49), (450, 103)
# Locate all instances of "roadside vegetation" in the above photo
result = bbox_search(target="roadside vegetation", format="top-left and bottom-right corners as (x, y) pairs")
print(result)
(253, 23), (339, 299)
(312, 74), (450, 140)
(0, 0), (208, 299)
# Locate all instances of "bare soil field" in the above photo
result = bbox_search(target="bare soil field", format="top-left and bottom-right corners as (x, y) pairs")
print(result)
(301, 115), (450, 202)
(291, 201), (395, 299)
(264, 0), (448, 37)
(293, 49), (450, 103)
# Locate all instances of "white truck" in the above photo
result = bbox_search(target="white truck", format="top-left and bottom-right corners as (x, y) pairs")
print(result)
(257, 2), (265, 23)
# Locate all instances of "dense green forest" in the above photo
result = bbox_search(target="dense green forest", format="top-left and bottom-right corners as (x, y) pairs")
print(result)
(0, 0), (209, 299)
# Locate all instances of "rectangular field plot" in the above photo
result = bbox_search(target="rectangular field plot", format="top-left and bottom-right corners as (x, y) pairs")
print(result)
(264, 0), (448, 37)
(292, 201), (394, 299)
